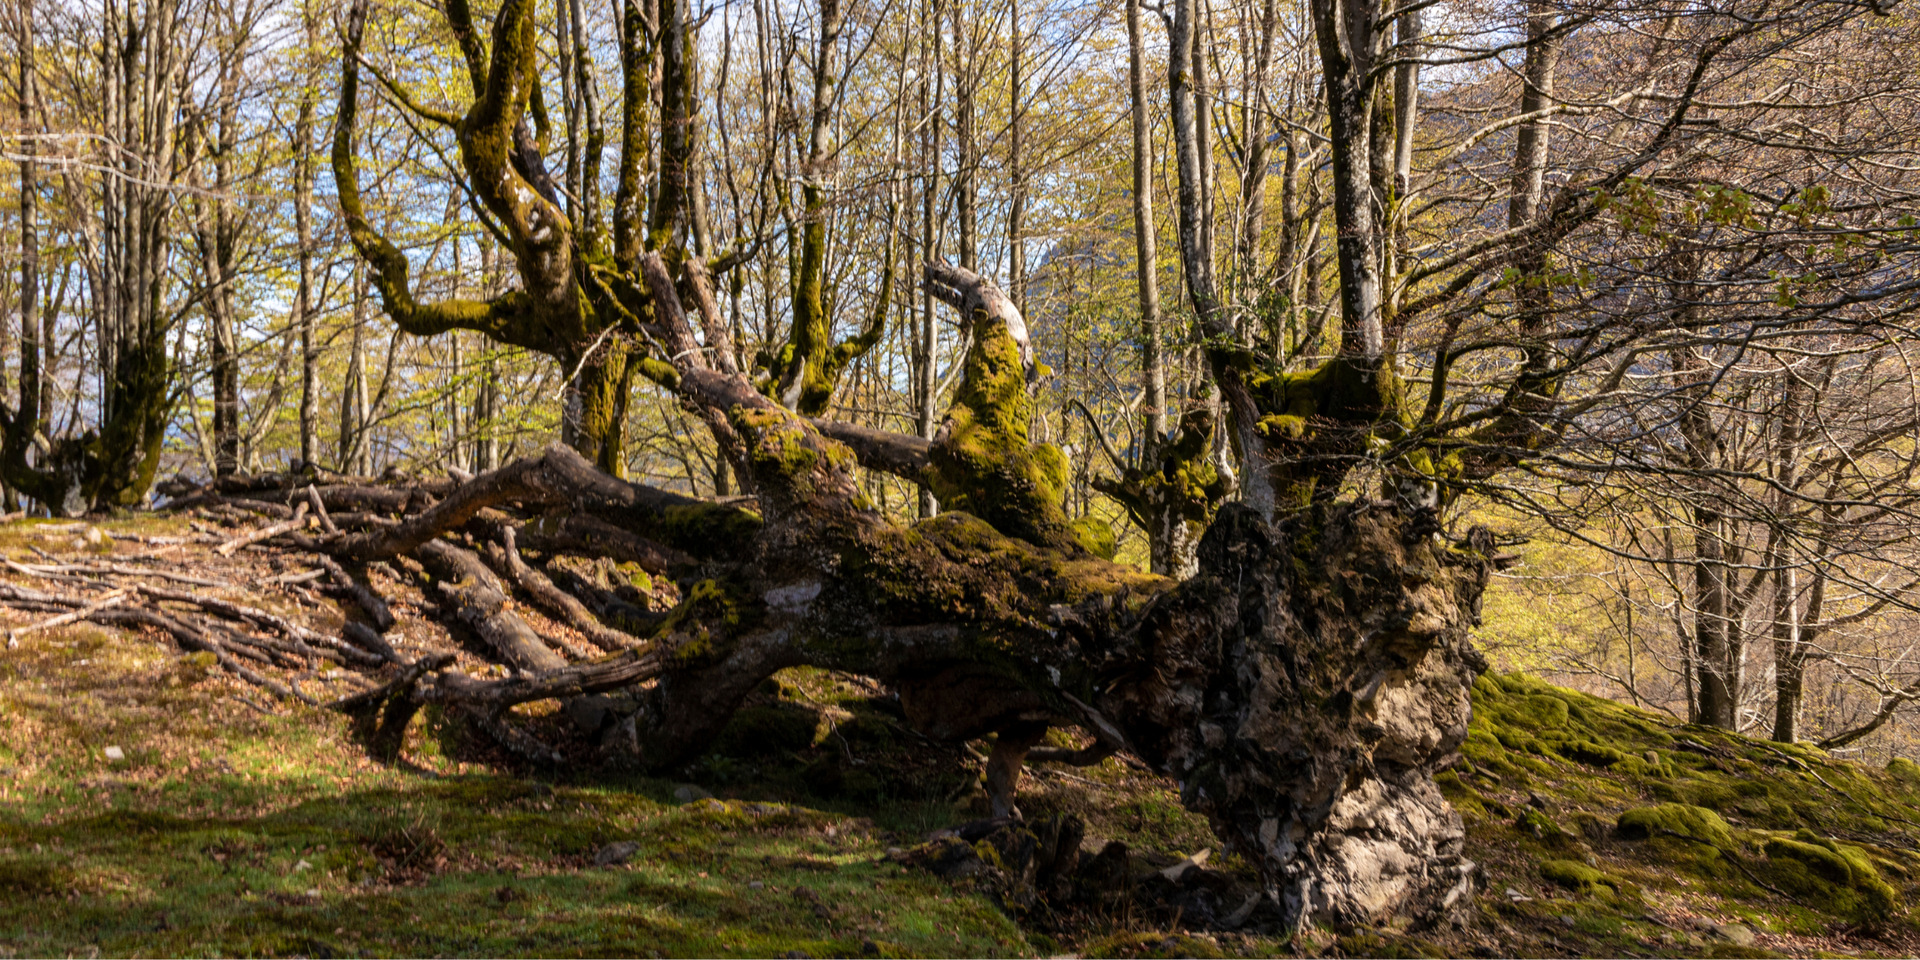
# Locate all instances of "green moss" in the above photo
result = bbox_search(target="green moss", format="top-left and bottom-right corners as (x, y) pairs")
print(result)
(1540, 859), (1615, 897)
(1761, 833), (1899, 923)
(1887, 757), (1920, 785)
(1069, 517), (1117, 561)
(1766, 837), (1854, 884)
(1082, 931), (1227, 959)
(1616, 803), (1734, 850)
(924, 303), (1078, 550)
(655, 501), (763, 553)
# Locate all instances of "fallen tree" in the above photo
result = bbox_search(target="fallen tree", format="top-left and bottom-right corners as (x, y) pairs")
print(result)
(93, 245), (1499, 933)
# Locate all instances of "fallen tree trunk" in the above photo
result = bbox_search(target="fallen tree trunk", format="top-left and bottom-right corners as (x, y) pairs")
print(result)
(140, 250), (1492, 934)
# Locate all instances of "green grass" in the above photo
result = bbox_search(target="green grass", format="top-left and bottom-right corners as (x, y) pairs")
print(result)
(7, 515), (1920, 957)
(0, 526), (1035, 959)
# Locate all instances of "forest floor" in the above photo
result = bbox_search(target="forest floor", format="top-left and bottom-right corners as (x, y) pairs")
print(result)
(3, 513), (1920, 958)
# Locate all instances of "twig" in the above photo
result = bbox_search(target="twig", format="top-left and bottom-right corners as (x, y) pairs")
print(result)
(8, 558), (233, 588)
(264, 568), (328, 586)
(6, 589), (131, 647)
(216, 503), (309, 556)
(230, 694), (281, 716)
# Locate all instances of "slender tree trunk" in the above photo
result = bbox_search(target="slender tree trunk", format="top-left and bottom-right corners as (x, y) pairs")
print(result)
(916, 0), (943, 518)
(1770, 564), (1804, 742)
(295, 4), (319, 472)
(1007, 0), (1025, 311)
(951, 2), (976, 271)
(1128, 0), (1164, 447)
(11, 0), (37, 513)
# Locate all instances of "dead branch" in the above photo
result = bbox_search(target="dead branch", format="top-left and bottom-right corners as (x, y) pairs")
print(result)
(416, 539), (568, 671)
(515, 514), (690, 575)
(343, 621), (401, 662)
(5, 589), (131, 647)
(216, 503), (310, 556)
(492, 525), (642, 653)
(133, 583), (385, 667)
(807, 419), (932, 483)
(88, 606), (317, 705)
(422, 643), (673, 713)
(307, 484), (338, 533)
(318, 555), (395, 630)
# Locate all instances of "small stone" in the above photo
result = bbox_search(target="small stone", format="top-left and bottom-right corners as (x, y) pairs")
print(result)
(594, 841), (640, 866)
(748, 880), (765, 889)
(672, 784), (713, 803)
(103, 746), (124, 761)
(304, 888), (322, 899)
(293, 859), (312, 872)
(1712, 923), (1756, 947)
(1504, 887), (1532, 902)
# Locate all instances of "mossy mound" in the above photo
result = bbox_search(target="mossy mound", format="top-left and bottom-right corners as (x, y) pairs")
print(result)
(1453, 672), (1920, 955)
(1888, 756), (1920, 785)
(1464, 672), (1681, 781)
(1760, 831), (1900, 924)
(1617, 803), (1735, 850)
(1539, 858), (1630, 901)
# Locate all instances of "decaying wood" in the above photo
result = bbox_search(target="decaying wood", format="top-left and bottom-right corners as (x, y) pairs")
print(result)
(6, 589), (131, 646)
(494, 525), (642, 653)
(216, 503), (310, 556)
(416, 539), (567, 671)
(318, 555), (395, 630)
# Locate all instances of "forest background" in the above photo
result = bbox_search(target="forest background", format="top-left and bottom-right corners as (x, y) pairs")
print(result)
(5, 0), (1920, 762)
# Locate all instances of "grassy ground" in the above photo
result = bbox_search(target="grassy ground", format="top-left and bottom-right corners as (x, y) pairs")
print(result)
(6, 515), (1920, 957)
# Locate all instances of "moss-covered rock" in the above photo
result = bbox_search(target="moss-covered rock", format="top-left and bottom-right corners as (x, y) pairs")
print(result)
(1761, 831), (1899, 923)
(1616, 803), (1734, 850)
(1539, 858), (1624, 900)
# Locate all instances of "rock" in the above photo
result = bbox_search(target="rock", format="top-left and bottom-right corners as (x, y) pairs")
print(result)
(594, 841), (640, 866)
(103, 746), (124, 762)
(566, 695), (616, 734)
(1712, 922), (1756, 947)
(672, 784), (713, 803)
(1504, 887), (1533, 902)
(293, 859), (312, 872)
